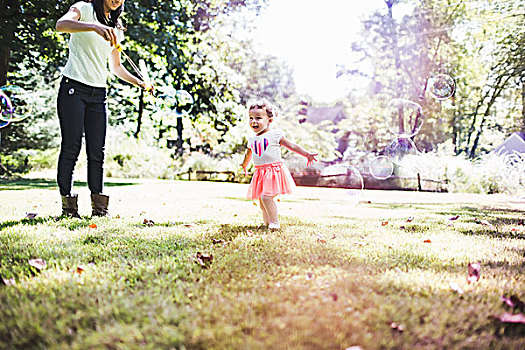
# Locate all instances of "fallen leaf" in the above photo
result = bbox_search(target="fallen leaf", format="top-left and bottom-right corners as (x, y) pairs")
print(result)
(449, 281), (464, 294)
(399, 226), (405, 229)
(492, 312), (525, 324)
(76, 266), (85, 274)
(449, 215), (460, 221)
(390, 322), (404, 332)
(423, 239), (432, 243)
(88, 223), (97, 229)
(183, 223), (193, 227)
(28, 258), (47, 271)
(317, 235), (327, 244)
(2, 277), (16, 286)
(114, 215), (121, 219)
(252, 201), (257, 206)
(195, 252), (213, 269)
(25, 212), (38, 219)
(143, 219), (155, 226)
(306, 272), (313, 280)
(381, 221), (389, 226)
(467, 262), (481, 284)
(501, 295), (525, 311)
(329, 292), (338, 301)
(406, 217), (414, 222)
(211, 238), (224, 244)
(246, 230), (253, 236)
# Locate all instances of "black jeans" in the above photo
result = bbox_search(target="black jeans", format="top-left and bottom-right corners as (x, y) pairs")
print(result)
(57, 77), (107, 196)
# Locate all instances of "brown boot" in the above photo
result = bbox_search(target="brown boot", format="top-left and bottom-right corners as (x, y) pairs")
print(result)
(91, 193), (109, 216)
(61, 194), (80, 218)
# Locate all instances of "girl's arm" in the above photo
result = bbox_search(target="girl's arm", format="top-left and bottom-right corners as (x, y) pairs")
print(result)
(108, 50), (146, 89)
(240, 148), (252, 176)
(280, 137), (318, 166)
(56, 5), (117, 44)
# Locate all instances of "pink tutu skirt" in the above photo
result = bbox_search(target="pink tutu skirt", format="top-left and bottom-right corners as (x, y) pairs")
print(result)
(247, 161), (296, 199)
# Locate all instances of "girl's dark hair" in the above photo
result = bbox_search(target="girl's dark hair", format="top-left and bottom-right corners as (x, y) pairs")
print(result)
(249, 99), (278, 119)
(91, 0), (125, 30)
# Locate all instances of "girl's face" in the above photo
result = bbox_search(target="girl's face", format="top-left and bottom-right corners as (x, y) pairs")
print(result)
(249, 108), (272, 135)
(103, 0), (124, 13)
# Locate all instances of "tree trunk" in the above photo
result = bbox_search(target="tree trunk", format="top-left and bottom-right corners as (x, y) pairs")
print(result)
(522, 77), (525, 132)
(133, 89), (144, 138)
(0, 44), (10, 87)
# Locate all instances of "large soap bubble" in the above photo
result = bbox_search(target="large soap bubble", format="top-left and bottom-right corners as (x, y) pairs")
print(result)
(0, 85), (34, 122)
(369, 155), (394, 180)
(384, 99), (424, 138)
(427, 73), (455, 100)
(317, 164), (364, 206)
(385, 137), (419, 165)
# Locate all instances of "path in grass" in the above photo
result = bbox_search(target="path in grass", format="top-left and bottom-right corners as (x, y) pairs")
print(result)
(1, 178), (524, 349)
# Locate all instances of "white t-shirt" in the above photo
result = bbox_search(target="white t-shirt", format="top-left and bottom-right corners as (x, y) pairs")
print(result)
(61, 1), (124, 88)
(248, 129), (285, 165)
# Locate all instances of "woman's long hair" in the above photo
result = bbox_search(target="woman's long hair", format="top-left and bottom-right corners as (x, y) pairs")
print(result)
(90, 0), (124, 29)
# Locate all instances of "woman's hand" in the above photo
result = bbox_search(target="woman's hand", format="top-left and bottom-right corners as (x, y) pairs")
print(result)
(93, 24), (117, 46)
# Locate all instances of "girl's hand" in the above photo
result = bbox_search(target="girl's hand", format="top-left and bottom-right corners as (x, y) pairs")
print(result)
(240, 163), (248, 176)
(306, 153), (318, 167)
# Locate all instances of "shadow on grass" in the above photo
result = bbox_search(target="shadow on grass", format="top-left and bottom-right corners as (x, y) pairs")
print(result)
(0, 178), (139, 191)
(0, 216), (109, 231)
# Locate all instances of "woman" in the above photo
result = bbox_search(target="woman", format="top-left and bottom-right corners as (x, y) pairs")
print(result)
(56, 0), (147, 217)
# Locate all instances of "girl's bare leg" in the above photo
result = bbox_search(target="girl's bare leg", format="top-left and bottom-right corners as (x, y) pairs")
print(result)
(259, 198), (269, 226)
(261, 195), (279, 229)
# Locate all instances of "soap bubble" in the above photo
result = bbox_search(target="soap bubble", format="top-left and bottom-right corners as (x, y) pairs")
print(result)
(0, 91), (12, 128)
(369, 155), (394, 180)
(318, 164), (364, 206)
(427, 73), (455, 100)
(385, 137), (419, 165)
(0, 85), (34, 122)
(384, 99), (424, 137)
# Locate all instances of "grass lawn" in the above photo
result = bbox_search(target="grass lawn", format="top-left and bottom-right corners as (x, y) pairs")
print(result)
(1, 176), (524, 349)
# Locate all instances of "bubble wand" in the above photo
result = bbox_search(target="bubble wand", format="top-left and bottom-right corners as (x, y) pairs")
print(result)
(114, 43), (154, 94)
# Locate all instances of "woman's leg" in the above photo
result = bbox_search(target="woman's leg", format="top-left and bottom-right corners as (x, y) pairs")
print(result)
(57, 80), (87, 196)
(261, 195), (279, 228)
(84, 88), (107, 195)
(259, 198), (269, 226)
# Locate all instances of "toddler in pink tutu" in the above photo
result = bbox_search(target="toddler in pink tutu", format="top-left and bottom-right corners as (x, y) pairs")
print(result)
(240, 100), (318, 229)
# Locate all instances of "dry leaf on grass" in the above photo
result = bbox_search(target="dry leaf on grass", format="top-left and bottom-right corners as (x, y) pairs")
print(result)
(423, 239), (432, 243)
(406, 217), (414, 222)
(390, 322), (405, 332)
(501, 295), (525, 311)
(76, 266), (85, 275)
(2, 277), (16, 286)
(381, 221), (389, 226)
(143, 219), (155, 226)
(211, 238), (224, 244)
(25, 212), (38, 219)
(195, 252), (213, 269)
(88, 223), (97, 229)
(28, 258), (47, 271)
(467, 262), (481, 284)
(491, 313), (525, 324)
(449, 215), (460, 221)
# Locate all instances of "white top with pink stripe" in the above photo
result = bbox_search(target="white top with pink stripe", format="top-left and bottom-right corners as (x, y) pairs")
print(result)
(248, 129), (285, 165)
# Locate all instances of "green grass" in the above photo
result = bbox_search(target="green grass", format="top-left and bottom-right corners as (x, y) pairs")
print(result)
(0, 179), (524, 349)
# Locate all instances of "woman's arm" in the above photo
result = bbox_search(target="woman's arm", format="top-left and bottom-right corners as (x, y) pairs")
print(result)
(56, 5), (118, 45)
(280, 137), (318, 166)
(108, 49), (145, 88)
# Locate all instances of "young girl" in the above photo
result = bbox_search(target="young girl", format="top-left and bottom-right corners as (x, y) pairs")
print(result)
(55, 0), (149, 217)
(240, 100), (318, 229)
